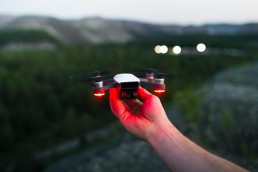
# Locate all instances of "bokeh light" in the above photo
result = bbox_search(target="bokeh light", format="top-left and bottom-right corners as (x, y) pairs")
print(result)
(197, 43), (206, 52)
(160, 45), (168, 54)
(172, 45), (181, 55)
(154, 45), (161, 54)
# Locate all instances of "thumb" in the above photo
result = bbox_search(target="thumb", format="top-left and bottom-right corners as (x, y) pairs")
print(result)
(109, 88), (127, 118)
(138, 86), (153, 101)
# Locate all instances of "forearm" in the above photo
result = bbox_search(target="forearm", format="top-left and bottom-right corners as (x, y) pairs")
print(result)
(147, 121), (248, 172)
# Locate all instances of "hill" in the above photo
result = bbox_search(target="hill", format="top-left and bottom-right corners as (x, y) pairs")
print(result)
(0, 15), (258, 45)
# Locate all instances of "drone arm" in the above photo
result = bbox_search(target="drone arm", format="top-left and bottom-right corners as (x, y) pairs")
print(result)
(139, 78), (149, 82)
(103, 80), (117, 89)
(139, 78), (152, 84)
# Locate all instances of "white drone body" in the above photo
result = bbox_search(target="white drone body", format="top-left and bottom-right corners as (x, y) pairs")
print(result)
(113, 73), (140, 83)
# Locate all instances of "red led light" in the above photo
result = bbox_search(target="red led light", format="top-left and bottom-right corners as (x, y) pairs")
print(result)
(94, 92), (105, 97)
(154, 89), (165, 94)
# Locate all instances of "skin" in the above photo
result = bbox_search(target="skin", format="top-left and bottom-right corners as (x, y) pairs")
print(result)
(109, 86), (248, 172)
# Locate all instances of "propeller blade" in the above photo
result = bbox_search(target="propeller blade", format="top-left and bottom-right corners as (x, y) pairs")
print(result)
(134, 68), (177, 78)
(70, 70), (114, 82)
(69, 74), (92, 82)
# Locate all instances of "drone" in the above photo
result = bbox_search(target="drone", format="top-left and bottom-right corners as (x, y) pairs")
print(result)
(71, 69), (175, 99)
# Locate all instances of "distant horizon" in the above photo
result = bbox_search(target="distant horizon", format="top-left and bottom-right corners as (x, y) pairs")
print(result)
(1, 0), (258, 25)
(1, 13), (258, 26)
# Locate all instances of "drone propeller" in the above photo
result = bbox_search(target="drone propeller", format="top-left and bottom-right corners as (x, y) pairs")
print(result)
(155, 72), (177, 78)
(70, 70), (118, 98)
(135, 68), (176, 75)
(69, 70), (112, 82)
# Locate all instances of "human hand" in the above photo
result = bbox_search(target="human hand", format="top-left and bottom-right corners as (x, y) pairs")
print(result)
(109, 86), (170, 140)
(110, 87), (248, 172)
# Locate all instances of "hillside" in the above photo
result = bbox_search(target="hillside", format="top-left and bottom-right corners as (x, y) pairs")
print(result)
(0, 15), (258, 45)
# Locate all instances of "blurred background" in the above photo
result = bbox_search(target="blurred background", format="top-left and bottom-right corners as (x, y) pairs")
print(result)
(0, 0), (258, 171)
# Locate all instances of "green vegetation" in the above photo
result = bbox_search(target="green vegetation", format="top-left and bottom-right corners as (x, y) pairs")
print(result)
(0, 29), (62, 46)
(0, 31), (258, 171)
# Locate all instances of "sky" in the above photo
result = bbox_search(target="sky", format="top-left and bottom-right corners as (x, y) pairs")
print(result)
(1, 0), (258, 25)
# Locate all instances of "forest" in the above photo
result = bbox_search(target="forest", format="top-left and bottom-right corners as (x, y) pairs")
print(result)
(0, 30), (258, 171)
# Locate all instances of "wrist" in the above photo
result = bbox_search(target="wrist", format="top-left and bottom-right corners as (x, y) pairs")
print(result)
(146, 119), (179, 145)
(145, 120), (185, 172)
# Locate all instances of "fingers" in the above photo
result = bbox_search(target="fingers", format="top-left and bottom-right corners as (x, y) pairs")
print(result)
(124, 99), (142, 116)
(138, 86), (153, 101)
(109, 86), (154, 119)
(124, 99), (142, 106)
(109, 88), (129, 119)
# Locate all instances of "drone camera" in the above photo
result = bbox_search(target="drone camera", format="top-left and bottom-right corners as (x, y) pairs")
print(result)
(120, 90), (138, 99)
(120, 82), (139, 99)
